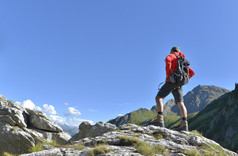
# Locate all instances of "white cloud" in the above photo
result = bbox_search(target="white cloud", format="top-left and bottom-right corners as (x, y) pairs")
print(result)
(67, 117), (94, 127)
(49, 115), (93, 127)
(43, 104), (57, 115)
(16, 100), (42, 111)
(64, 107), (81, 116)
(15, 101), (22, 105)
(34, 106), (42, 111)
(49, 115), (66, 125)
(22, 100), (35, 110)
(118, 114), (124, 116)
(64, 102), (69, 106)
(88, 109), (97, 112)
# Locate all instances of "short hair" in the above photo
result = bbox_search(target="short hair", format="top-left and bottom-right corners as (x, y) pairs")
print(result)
(171, 47), (180, 52)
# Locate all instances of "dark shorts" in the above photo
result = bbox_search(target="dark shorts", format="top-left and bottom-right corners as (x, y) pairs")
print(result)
(156, 82), (183, 103)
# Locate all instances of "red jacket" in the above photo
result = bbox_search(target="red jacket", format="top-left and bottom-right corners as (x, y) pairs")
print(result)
(165, 52), (195, 82)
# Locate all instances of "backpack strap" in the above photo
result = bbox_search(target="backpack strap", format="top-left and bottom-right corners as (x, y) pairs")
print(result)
(172, 53), (181, 58)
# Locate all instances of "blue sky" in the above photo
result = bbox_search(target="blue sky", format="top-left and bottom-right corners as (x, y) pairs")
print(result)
(0, 0), (238, 126)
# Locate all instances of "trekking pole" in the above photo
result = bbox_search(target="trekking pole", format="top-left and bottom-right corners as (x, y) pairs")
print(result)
(158, 82), (165, 90)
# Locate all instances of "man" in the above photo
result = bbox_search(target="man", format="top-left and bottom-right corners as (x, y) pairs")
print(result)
(152, 47), (195, 131)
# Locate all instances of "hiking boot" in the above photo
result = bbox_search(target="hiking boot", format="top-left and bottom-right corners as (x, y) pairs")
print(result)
(149, 114), (164, 127)
(176, 120), (188, 131)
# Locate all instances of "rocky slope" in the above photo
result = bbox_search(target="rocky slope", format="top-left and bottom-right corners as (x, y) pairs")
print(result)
(189, 83), (238, 152)
(0, 95), (71, 155)
(108, 85), (229, 127)
(21, 121), (238, 156)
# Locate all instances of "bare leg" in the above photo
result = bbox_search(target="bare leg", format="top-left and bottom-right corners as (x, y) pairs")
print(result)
(177, 102), (187, 118)
(155, 96), (164, 112)
(151, 95), (164, 127)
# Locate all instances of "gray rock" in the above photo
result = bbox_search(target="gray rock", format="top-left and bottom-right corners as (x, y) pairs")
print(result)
(0, 96), (71, 155)
(27, 108), (63, 133)
(37, 129), (71, 144)
(70, 121), (117, 142)
(20, 148), (86, 156)
(0, 122), (35, 155)
(0, 107), (27, 128)
(0, 114), (16, 126)
(20, 123), (238, 156)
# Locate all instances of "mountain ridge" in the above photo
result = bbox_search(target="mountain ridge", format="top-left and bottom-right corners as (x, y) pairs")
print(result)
(189, 83), (238, 152)
(108, 85), (230, 127)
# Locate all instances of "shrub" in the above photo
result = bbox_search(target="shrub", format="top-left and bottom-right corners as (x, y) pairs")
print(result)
(118, 136), (140, 146)
(152, 132), (164, 140)
(86, 145), (111, 156)
(28, 141), (59, 152)
(63, 143), (85, 151)
(180, 149), (201, 156)
(3, 152), (15, 156)
(118, 136), (168, 156)
(12, 126), (20, 131)
(135, 141), (168, 156)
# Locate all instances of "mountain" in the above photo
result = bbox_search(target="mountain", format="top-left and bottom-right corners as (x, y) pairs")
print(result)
(189, 83), (238, 152)
(108, 108), (157, 127)
(151, 85), (230, 115)
(108, 85), (230, 127)
(58, 123), (78, 136)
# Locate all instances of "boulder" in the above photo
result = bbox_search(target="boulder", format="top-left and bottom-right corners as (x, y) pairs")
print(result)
(0, 107), (27, 128)
(37, 129), (71, 145)
(0, 122), (35, 155)
(27, 108), (63, 132)
(69, 121), (117, 142)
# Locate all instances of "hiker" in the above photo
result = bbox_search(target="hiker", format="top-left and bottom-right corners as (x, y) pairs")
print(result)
(152, 47), (195, 131)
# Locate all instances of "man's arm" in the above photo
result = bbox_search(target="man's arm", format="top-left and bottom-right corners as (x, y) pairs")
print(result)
(165, 55), (173, 76)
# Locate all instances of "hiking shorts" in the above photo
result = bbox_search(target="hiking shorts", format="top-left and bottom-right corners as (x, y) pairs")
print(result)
(156, 82), (184, 104)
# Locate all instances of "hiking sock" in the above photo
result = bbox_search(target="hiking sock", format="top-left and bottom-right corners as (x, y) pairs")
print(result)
(158, 112), (163, 115)
(182, 117), (187, 121)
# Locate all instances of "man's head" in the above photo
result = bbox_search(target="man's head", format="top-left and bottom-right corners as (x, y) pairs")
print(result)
(170, 47), (180, 53)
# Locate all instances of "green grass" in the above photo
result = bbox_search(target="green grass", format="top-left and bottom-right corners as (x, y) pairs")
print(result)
(3, 152), (16, 156)
(29, 141), (86, 152)
(180, 149), (201, 156)
(151, 132), (164, 140)
(118, 136), (139, 146)
(206, 142), (228, 156)
(28, 141), (59, 152)
(185, 130), (203, 137)
(118, 136), (169, 156)
(63, 143), (85, 151)
(11, 126), (20, 131)
(86, 145), (112, 156)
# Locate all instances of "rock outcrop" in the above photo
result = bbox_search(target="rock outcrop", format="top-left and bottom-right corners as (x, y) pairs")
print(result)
(69, 121), (117, 142)
(0, 96), (71, 155)
(21, 123), (238, 156)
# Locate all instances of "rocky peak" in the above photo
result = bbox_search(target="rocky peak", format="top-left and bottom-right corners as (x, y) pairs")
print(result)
(21, 122), (238, 156)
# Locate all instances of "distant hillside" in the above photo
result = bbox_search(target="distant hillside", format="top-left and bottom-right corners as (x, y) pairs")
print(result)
(151, 85), (230, 115)
(108, 85), (229, 127)
(108, 108), (156, 127)
(58, 123), (78, 136)
(189, 84), (238, 152)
